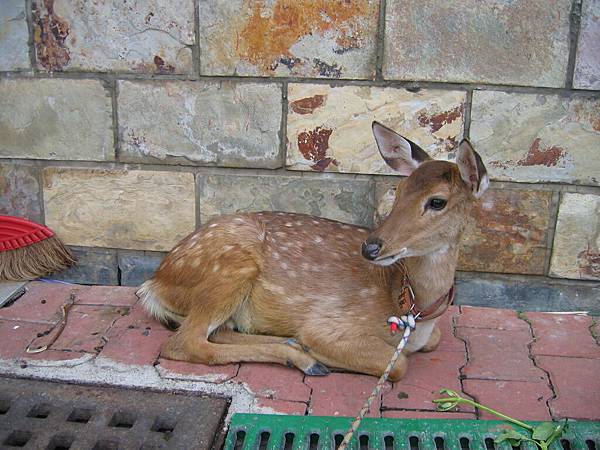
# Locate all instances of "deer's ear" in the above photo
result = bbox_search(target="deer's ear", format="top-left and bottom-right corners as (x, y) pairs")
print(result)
(456, 139), (489, 198)
(372, 121), (431, 176)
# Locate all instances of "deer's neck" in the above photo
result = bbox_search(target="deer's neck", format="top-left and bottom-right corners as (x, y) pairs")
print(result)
(403, 244), (459, 310)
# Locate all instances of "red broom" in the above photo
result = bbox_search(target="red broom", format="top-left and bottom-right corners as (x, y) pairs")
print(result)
(0, 215), (76, 281)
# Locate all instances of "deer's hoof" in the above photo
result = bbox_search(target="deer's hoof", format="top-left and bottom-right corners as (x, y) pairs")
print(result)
(304, 362), (330, 376)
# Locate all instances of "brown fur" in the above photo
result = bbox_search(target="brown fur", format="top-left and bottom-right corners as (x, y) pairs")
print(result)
(138, 127), (487, 381)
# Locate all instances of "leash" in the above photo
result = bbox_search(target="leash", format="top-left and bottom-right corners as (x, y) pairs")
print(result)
(337, 311), (417, 450)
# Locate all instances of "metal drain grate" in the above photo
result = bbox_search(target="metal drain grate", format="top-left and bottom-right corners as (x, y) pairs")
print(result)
(0, 377), (229, 449)
(225, 414), (600, 450)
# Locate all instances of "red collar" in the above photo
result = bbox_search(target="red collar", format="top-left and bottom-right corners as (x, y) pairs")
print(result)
(395, 261), (455, 321)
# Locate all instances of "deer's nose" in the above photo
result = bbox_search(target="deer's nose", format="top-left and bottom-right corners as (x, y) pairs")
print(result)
(362, 239), (383, 260)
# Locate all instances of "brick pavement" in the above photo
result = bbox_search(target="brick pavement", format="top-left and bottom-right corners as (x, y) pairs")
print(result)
(0, 282), (598, 421)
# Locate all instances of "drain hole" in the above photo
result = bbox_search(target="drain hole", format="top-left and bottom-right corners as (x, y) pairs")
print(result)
(108, 411), (136, 428)
(334, 434), (344, 448)
(233, 430), (246, 450)
(460, 437), (471, 450)
(258, 431), (270, 450)
(3, 430), (32, 447)
(309, 432), (320, 450)
(561, 440), (572, 450)
(284, 432), (295, 450)
(435, 436), (446, 450)
(485, 438), (496, 450)
(385, 435), (395, 450)
(67, 407), (93, 424)
(360, 434), (370, 449)
(27, 402), (51, 419)
(0, 396), (11, 415)
(92, 440), (119, 450)
(410, 436), (420, 450)
(586, 440), (596, 450)
(46, 434), (74, 450)
(151, 416), (176, 434)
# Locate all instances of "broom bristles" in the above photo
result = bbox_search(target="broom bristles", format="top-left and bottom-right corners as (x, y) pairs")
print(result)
(0, 236), (76, 281)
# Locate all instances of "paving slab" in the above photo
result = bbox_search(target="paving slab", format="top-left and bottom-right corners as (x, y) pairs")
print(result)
(526, 312), (600, 359)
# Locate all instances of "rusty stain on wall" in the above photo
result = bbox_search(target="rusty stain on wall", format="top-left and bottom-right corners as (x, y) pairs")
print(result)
(297, 126), (337, 171)
(517, 138), (565, 167)
(290, 94), (327, 114)
(33, 0), (71, 70)
(238, 0), (370, 75)
(153, 55), (175, 74)
(418, 104), (464, 133)
(577, 246), (600, 278)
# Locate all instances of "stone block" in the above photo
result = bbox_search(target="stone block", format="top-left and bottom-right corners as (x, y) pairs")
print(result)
(550, 193), (600, 280)
(455, 274), (600, 314)
(0, 0), (30, 70)
(0, 79), (114, 161)
(198, 173), (374, 227)
(118, 80), (282, 168)
(0, 164), (42, 223)
(118, 251), (165, 287)
(574, 0), (600, 89)
(32, 0), (194, 73)
(43, 168), (195, 251)
(50, 247), (118, 286)
(376, 183), (552, 275)
(383, 0), (570, 87)
(198, 0), (379, 79)
(286, 84), (466, 174)
(471, 91), (600, 185)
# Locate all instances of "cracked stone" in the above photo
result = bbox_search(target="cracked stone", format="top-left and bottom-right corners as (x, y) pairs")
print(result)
(118, 80), (282, 168)
(550, 193), (600, 280)
(384, 0), (570, 87)
(33, 0), (194, 73)
(0, 0), (30, 70)
(470, 91), (600, 185)
(43, 168), (195, 251)
(286, 84), (466, 175)
(0, 164), (42, 223)
(0, 79), (114, 161)
(198, 0), (379, 79)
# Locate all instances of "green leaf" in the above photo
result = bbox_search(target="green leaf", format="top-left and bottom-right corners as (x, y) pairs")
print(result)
(439, 389), (459, 397)
(437, 402), (456, 411)
(533, 423), (556, 441)
(495, 429), (529, 445)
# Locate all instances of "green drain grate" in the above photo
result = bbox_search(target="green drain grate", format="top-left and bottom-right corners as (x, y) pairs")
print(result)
(225, 414), (600, 450)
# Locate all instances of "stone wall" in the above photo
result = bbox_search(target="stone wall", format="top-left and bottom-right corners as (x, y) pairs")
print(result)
(1, 0), (599, 311)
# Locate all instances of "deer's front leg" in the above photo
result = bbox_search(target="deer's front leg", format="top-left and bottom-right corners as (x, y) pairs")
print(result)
(302, 335), (409, 381)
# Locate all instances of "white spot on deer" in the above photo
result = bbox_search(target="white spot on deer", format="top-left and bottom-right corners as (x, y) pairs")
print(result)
(209, 223), (218, 228)
(358, 228), (367, 234)
(212, 263), (221, 272)
(314, 236), (323, 243)
(275, 232), (286, 237)
(234, 217), (245, 223)
(191, 259), (201, 268)
(281, 262), (288, 270)
(237, 267), (255, 275)
(205, 232), (214, 239)
(301, 262), (310, 270)
(312, 220), (319, 225)
(280, 245), (289, 252)
(273, 252), (280, 260)
(222, 245), (234, 252)
(341, 224), (351, 230)
(295, 221), (302, 226)
(289, 271), (297, 278)
(285, 222), (293, 227)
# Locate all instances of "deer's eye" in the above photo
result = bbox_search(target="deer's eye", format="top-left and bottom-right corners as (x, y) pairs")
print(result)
(427, 198), (447, 211)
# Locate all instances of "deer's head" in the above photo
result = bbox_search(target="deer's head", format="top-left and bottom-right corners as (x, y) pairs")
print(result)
(362, 122), (489, 266)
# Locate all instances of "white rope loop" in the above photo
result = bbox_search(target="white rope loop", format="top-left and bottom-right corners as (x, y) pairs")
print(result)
(338, 314), (416, 450)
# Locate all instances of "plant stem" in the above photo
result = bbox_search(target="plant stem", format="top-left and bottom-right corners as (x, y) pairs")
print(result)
(433, 397), (534, 431)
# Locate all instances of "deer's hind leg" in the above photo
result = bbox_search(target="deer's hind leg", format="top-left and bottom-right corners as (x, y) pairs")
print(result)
(159, 258), (326, 375)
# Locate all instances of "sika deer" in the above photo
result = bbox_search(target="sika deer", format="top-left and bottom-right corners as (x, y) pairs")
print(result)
(137, 122), (488, 381)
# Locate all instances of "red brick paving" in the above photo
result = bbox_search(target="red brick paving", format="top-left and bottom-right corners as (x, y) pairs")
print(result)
(526, 312), (600, 359)
(235, 363), (310, 402)
(456, 327), (546, 382)
(457, 306), (530, 331)
(535, 356), (600, 420)
(383, 351), (471, 412)
(463, 379), (553, 421)
(306, 373), (387, 417)
(1, 282), (599, 421)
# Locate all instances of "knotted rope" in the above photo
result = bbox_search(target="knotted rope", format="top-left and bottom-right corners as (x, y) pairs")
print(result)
(338, 312), (417, 450)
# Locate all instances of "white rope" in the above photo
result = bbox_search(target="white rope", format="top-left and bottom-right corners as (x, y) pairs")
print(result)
(338, 313), (417, 450)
